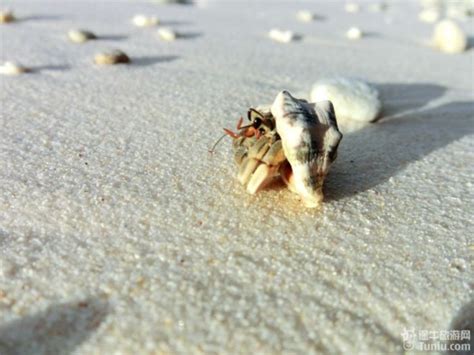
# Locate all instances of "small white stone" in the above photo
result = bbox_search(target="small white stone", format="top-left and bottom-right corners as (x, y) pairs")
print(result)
(268, 29), (295, 43)
(157, 27), (177, 41)
(433, 19), (467, 53)
(0, 9), (15, 23)
(132, 14), (159, 27)
(68, 29), (97, 43)
(346, 27), (363, 40)
(0, 61), (29, 75)
(345, 2), (360, 13)
(296, 10), (315, 22)
(310, 77), (381, 123)
(418, 8), (440, 23)
(94, 50), (131, 65)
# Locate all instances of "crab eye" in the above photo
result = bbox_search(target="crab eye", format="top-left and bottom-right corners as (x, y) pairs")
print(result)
(252, 117), (262, 127)
(259, 128), (266, 135)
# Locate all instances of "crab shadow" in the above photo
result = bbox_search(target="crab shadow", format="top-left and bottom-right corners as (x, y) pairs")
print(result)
(325, 93), (474, 201)
(448, 298), (474, 354)
(0, 297), (109, 355)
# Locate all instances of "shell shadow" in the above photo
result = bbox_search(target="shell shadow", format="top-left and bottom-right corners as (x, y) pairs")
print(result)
(448, 298), (474, 354)
(30, 64), (71, 73)
(325, 100), (474, 201)
(468, 36), (474, 51)
(178, 32), (202, 40)
(375, 82), (447, 120)
(0, 297), (109, 355)
(98, 34), (128, 41)
(132, 55), (180, 66)
(363, 31), (381, 38)
(18, 15), (64, 22)
(159, 20), (193, 26)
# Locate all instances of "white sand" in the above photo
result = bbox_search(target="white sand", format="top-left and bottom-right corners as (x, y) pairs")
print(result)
(0, 1), (473, 354)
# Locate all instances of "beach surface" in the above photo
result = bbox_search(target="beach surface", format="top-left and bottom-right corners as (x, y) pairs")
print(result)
(1, 0), (473, 353)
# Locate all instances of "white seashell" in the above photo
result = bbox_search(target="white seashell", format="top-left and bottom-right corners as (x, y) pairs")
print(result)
(310, 77), (381, 124)
(268, 29), (295, 43)
(68, 29), (97, 43)
(157, 27), (177, 41)
(271, 91), (342, 208)
(418, 8), (440, 23)
(0, 61), (29, 75)
(346, 27), (363, 39)
(132, 14), (159, 27)
(94, 50), (131, 65)
(296, 10), (315, 22)
(432, 19), (467, 53)
(345, 2), (360, 13)
(0, 9), (15, 23)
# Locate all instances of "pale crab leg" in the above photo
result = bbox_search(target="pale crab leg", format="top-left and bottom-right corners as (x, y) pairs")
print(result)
(237, 137), (270, 185)
(245, 138), (286, 194)
(246, 164), (272, 194)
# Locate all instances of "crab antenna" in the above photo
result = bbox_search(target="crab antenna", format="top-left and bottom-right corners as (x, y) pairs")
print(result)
(208, 133), (228, 154)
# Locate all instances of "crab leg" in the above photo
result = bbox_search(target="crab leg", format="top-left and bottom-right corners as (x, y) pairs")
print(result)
(246, 164), (272, 194)
(237, 137), (271, 185)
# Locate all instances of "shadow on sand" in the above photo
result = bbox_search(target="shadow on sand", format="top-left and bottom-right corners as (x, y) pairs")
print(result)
(178, 32), (202, 40)
(17, 15), (64, 22)
(375, 82), (447, 119)
(132, 55), (180, 66)
(98, 34), (129, 41)
(324, 83), (473, 201)
(0, 297), (109, 355)
(30, 64), (71, 73)
(448, 298), (474, 354)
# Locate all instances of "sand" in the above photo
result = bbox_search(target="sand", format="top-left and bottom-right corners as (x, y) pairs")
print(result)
(0, 0), (473, 354)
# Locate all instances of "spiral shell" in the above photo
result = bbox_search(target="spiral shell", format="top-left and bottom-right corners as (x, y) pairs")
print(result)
(271, 91), (342, 207)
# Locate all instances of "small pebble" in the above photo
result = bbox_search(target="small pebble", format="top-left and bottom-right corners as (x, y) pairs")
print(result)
(94, 50), (131, 65)
(0, 9), (15, 23)
(310, 77), (382, 123)
(296, 10), (315, 22)
(0, 61), (29, 75)
(418, 8), (440, 23)
(132, 14), (159, 27)
(345, 2), (360, 13)
(346, 27), (363, 39)
(268, 29), (295, 43)
(68, 29), (97, 43)
(433, 19), (467, 53)
(157, 27), (177, 41)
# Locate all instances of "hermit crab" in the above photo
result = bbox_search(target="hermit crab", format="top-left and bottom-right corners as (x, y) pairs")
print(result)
(212, 91), (343, 207)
